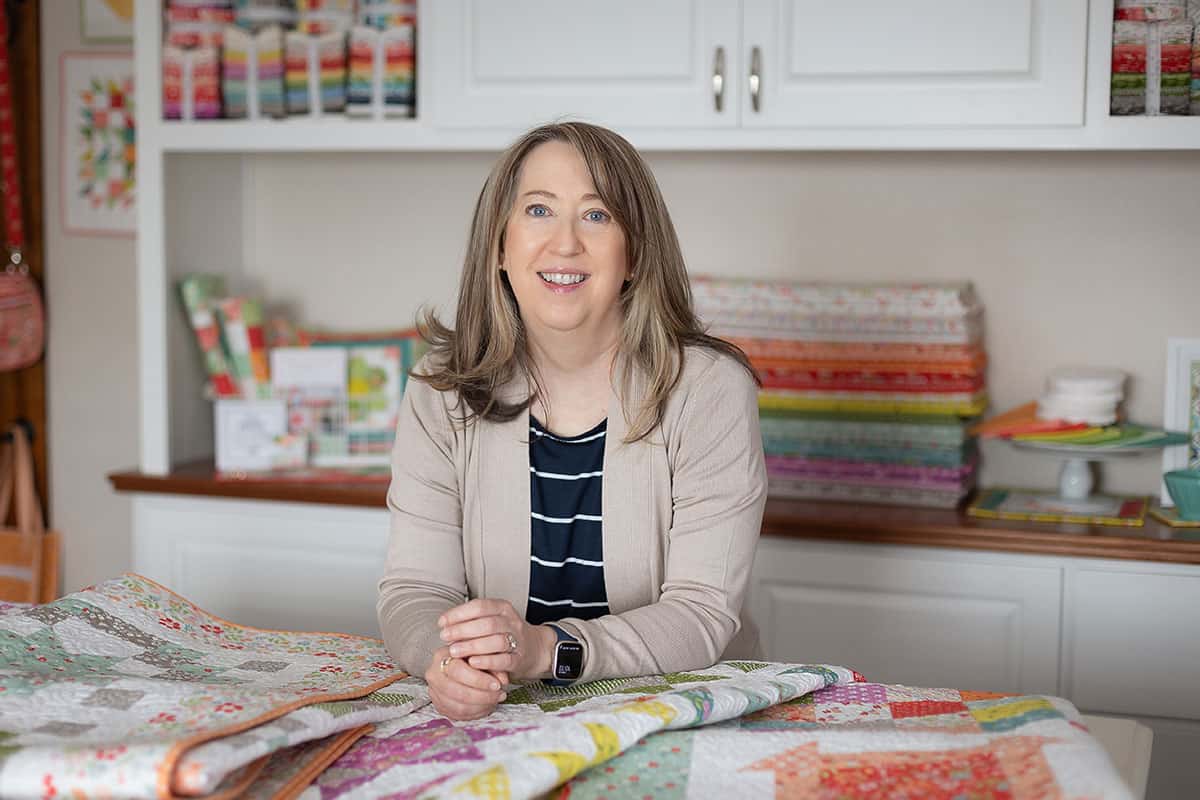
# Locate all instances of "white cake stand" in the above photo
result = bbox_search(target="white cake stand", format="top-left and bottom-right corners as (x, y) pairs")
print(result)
(1007, 439), (1157, 514)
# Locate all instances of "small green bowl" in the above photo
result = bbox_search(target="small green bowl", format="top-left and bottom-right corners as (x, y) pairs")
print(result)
(1164, 470), (1200, 521)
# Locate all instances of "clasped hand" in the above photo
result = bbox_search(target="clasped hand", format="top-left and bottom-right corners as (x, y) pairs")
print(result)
(423, 598), (553, 721)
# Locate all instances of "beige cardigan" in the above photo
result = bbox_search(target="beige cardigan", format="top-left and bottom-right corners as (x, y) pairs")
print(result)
(377, 346), (767, 682)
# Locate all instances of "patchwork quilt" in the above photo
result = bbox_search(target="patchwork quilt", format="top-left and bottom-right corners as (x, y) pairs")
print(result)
(0, 575), (1131, 799)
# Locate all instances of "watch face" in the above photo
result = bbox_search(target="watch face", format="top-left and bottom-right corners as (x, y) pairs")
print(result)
(554, 641), (584, 680)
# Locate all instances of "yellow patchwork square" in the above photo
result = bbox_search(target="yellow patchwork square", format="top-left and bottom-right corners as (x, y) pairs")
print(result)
(969, 697), (1054, 724)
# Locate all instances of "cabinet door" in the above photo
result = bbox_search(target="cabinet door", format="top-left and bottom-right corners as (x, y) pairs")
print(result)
(1067, 567), (1200, 720)
(428, 1), (741, 129)
(741, 0), (1087, 128)
(748, 538), (1062, 694)
(133, 496), (390, 638)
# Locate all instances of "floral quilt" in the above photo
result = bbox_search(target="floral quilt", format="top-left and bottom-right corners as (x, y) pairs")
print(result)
(0, 576), (1131, 799)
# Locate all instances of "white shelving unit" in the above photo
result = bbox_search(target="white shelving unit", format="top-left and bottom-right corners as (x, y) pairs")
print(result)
(127, 7), (1200, 793)
(134, 0), (1200, 472)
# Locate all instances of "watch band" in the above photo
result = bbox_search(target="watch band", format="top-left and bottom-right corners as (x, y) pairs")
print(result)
(546, 624), (583, 687)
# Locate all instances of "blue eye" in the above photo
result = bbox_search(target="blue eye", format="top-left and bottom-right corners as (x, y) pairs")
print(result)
(526, 204), (550, 217)
(585, 209), (610, 223)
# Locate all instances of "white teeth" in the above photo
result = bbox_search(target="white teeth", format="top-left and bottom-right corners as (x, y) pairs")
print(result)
(539, 273), (586, 286)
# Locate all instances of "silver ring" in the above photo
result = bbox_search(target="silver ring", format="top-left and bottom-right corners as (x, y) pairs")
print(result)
(440, 655), (453, 674)
(505, 633), (518, 653)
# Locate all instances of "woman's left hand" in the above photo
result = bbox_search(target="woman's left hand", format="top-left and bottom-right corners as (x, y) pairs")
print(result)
(438, 599), (555, 682)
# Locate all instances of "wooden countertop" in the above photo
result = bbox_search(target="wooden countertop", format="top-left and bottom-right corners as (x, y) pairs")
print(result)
(109, 462), (1200, 566)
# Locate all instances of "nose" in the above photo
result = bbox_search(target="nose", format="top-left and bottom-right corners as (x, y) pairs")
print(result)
(550, 217), (584, 257)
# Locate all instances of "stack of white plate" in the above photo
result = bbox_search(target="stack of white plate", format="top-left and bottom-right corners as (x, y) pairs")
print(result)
(1036, 367), (1126, 426)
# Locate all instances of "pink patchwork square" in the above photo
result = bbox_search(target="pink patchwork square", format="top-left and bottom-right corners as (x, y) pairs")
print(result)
(813, 683), (888, 705)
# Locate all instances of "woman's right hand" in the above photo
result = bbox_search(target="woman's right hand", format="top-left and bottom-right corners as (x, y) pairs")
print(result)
(424, 646), (508, 721)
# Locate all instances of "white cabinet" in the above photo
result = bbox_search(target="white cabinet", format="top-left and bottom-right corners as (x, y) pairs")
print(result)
(132, 495), (389, 637)
(429, 0), (1087, 132)
(748, 537), (1062, 694)
(429, 1), (742, 130)
(741, 0), (1088, 128)
(746, 538), (1200, 797)
(1066, 566), (1200, 721)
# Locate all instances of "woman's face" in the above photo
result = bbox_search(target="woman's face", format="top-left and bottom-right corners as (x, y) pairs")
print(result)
(501, 140), (630, 347)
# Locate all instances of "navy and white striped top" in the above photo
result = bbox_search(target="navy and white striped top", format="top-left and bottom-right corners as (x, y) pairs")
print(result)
(526, 414), (610, 626)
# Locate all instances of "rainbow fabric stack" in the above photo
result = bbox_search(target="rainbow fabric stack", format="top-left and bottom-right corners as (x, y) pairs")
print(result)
(693, 277), (988, 509)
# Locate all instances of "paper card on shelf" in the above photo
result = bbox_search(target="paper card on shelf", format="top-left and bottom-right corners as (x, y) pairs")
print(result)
(214, 398), (288, 472)
(345, 345), (402, 457)
(270, 346), (346, 389)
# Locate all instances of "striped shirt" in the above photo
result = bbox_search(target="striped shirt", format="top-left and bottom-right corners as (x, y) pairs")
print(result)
(526, 414), (610, 625)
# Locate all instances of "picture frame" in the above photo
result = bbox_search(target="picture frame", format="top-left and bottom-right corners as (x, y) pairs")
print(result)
(1161, 338), (1200, 505)
(80, 0), (134, 44)
(60, 52), (136, 237)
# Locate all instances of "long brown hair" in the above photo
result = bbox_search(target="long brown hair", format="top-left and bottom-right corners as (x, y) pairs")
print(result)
(414, 121), (757, 442)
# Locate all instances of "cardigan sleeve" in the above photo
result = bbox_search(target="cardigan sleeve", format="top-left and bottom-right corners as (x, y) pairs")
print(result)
(552, 353), (767, 681)
(376, 372), (468, 677)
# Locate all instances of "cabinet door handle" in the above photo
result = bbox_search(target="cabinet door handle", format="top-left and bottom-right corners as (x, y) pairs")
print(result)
(712, 46), (726, 112)
(749, 46), (762, 112)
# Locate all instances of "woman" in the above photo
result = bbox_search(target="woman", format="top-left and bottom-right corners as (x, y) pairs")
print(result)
(378, 122), (767, 721)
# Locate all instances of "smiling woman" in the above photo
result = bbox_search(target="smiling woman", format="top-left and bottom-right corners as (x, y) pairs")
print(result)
(377, 121), (766, 721)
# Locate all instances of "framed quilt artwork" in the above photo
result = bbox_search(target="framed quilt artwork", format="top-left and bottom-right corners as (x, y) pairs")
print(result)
(1161, 337), (1200, 505)
(80, 0), (134, 43)
(60, 52), (136, 236)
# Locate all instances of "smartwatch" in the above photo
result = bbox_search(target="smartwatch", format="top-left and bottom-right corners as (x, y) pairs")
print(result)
(546, 624), (585, 686)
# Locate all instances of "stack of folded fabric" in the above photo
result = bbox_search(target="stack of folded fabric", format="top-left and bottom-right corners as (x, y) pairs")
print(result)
(693, 277), (987, 509)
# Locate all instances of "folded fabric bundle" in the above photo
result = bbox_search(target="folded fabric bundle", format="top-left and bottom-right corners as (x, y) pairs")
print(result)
(759, 389), (988, 417)
(766, 453), (978, 491)
(692, 276), (981, 318)
(1111, 18), (1194, 115)
(729, 337), (987, 371)
(762, 438), (973, 468)
(767, 478), (971, 508)
(696, 276), (986, 510)
(759, 411), (970, 449)
(760, 366), (984, 394)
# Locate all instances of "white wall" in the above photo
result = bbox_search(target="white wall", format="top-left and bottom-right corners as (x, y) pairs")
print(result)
(41, 2), (138, 594)
(226, 150), (1200, 497)
(43, 6), (1200, 592)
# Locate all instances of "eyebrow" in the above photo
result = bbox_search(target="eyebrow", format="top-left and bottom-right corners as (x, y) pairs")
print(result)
(521, 190), (604, 203)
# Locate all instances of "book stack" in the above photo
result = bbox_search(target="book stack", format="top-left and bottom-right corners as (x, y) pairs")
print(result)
(693, 277), (987, 509)
(178, 275), (272, 399)
(179, 273), (428, 473)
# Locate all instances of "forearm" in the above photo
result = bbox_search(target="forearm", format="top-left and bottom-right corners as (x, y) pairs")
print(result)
(377, 591), (460, 676)
(553, 591), (741, 682)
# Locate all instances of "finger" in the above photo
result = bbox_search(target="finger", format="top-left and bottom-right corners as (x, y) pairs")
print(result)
(446, 660), (506, 698)
(466, 653), (520, 674)
(441, 616), (505, 644)
(438, 598), (509, 627)
(448, 633), (514, 659)
(440, 678), (505, 709)
(448, 658), (504, 692)
(431, 692), (497, 722)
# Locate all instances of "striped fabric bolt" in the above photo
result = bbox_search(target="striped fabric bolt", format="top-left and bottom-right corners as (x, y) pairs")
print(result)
(526, 415), (610, 625)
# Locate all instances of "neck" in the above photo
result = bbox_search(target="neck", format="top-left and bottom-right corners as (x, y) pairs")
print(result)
(527, 325), (621, 383)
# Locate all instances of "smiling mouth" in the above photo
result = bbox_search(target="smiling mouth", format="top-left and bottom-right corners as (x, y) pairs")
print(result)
(538, 272), (588, 286)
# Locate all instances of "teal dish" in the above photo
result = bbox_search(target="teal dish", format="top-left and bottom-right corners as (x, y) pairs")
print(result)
(1164, 470), (1200, 521)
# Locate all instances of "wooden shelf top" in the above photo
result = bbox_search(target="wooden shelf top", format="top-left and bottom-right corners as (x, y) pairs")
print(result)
(109, 462), (1200, 566)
